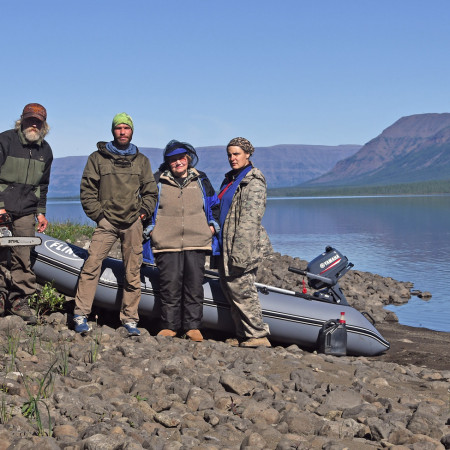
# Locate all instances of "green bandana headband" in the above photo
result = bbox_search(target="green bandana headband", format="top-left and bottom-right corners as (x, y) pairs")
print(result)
(112, 112), (134, 131)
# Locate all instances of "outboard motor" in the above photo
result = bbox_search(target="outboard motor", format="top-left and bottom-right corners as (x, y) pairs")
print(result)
(307, 246), (351, 289)
(289, 246), (354, 305)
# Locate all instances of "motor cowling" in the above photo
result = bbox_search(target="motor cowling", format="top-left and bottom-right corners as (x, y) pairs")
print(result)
(306, 246), (350, 290)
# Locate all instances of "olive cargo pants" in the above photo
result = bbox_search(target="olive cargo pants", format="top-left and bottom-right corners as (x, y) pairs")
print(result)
(0, 214), (36, 302)
(74, 218), (143, 323)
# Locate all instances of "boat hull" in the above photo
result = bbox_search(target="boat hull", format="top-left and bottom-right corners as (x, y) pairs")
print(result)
(31, 233), (389, 356)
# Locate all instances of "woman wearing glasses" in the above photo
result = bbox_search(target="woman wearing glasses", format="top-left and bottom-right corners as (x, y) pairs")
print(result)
(143, 140), (220, 341)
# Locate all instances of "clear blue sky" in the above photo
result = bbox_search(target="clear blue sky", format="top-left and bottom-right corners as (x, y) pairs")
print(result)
(2, 0), (450, 158)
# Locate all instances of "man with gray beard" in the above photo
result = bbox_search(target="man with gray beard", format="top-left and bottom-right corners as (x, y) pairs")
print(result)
(0, 103), (53, 323)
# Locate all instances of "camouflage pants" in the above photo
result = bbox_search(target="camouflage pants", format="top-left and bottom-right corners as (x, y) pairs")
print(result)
(0, 214), (36, 302)
(219, 266), (270, 339)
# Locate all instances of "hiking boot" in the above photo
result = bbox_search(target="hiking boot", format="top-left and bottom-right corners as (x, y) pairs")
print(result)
(10, 298), (37, 324)
(157, 329), (177, 337)
(73, 314), (91, 334)
(123, 321), (140, 336)
(186, 329), (203, 342)
(0, 292), (6, 317)
(225, 338), (240, 347)
(239, 337), (271, 348)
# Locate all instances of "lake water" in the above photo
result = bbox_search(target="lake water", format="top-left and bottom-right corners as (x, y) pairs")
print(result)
(46, 195), (450, 333)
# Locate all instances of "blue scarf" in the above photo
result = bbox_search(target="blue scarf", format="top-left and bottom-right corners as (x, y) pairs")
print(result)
(218, 165), (252, 249)
(106, 141), (137, 156)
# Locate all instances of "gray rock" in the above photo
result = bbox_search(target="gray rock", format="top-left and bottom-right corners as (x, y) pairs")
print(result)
(70, 369), (93, 383)
(282, 410), (322, 435)
(0, 261), (447, 450)
(186, 387), (214, 411)
(316, 388), (365, 416)
(4, 416), (36, 435)
(341, 403), (379, 420)
(220, 372), (256, 396)
(407, 410), (444, 439)
(240, 432), (266, 449)
(117, 404), (146, 428)
(290, 369), (317, 394)
(388, 427), (414, 446)
(82, 433), (125, 449)
(154, 412), (181, 428)
(53, 424), (79, 438)
(180, 434), (201, 448)
(316, 418), (364, 439)
(366, 416), (392, 441)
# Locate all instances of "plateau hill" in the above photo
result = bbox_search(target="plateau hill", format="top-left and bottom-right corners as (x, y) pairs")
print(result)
(47, 144), (360, 198)
(306, 113), (450, 187)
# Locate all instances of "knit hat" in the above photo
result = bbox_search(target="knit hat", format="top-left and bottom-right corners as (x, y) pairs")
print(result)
(22, 103), (47, 122)
(163, 140), (198, 167)
(112, 112), (134, 131)
(227, 137), (254, 156)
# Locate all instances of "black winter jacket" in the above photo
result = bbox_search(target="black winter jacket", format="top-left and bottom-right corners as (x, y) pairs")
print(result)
(0, 129), (53, 217)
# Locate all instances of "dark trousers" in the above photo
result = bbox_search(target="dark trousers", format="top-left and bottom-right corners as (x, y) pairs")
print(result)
(0, 214), (36, 302)
(155, 250), (206, 331)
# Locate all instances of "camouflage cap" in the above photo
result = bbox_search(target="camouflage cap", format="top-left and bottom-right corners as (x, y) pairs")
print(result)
(227, 137), (254, 156)
(22, 103), (47, 122)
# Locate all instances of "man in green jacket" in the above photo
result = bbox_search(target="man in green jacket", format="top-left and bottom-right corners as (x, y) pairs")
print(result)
(0, 103), (53, 324)
(73, 113), (158, 336)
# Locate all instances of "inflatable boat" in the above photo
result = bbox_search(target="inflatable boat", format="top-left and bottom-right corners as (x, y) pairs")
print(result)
(31, 233), (389, 356)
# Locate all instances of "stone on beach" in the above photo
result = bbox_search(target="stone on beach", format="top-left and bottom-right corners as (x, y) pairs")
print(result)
(0, 242), (448, 448)
(0, 310), (448, 449)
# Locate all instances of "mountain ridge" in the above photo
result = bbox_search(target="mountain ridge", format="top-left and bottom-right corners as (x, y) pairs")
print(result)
(47, 113), (450, 197)
(48, 144), (359, 197)
(306, 113), (450, 186)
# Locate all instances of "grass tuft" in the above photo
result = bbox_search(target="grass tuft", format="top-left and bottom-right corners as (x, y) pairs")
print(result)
(45, 221), (94, 242)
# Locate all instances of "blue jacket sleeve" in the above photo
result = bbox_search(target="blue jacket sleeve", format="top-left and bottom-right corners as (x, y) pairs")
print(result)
(200, 172), (220, 232)
(142, 178), (161, 264)
(142, 239), (154, 264)
(199, 172), (221, 255)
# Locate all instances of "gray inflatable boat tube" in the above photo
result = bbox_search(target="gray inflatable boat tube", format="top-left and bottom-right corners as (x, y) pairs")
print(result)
(31, 233), (389, 356)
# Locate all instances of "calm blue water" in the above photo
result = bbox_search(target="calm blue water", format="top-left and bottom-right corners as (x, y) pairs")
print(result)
(46, 195), (450, 332)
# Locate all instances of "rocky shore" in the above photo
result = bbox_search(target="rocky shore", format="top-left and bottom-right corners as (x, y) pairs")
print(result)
(0, 245), (448, 449)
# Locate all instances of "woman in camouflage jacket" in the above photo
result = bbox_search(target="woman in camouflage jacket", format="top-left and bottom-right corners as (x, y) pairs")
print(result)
(218, 137), (272, 348)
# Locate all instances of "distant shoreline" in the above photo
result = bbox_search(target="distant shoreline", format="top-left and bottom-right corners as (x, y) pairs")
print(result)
(46, 178), (450, 200)
(267, 178), (450, 197)
(48, 191), (450, 202)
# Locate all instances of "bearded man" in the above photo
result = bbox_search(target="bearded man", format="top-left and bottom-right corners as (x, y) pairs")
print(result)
(0, 103), (53, 323)
(72, 113), (157, 336)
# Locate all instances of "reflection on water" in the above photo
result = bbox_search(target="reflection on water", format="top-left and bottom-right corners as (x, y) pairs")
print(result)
(47, 200), (95, 226)
(262, 195), (450, 333)
(47, 195), (450, 332)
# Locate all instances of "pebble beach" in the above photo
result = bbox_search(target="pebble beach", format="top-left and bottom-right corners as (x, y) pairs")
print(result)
(0, 245), (448, 449)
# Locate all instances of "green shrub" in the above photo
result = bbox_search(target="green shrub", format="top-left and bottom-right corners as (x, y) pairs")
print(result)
(28, 282), (66, 318)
